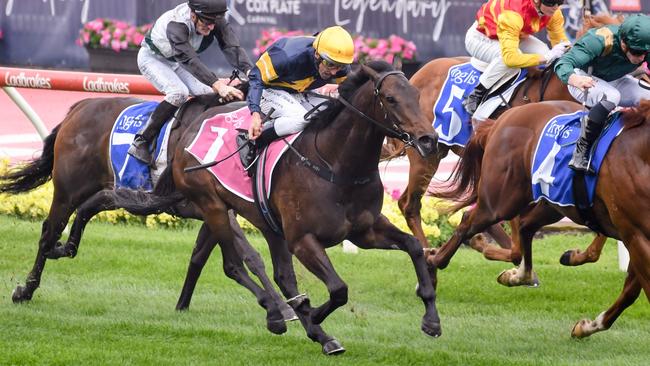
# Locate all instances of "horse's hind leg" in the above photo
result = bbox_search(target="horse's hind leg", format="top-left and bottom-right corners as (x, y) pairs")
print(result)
(47, 190), (119, 259)
(571, 268), (641, 338)
(264, 233), (342, 355)
(497, 206), (562, 287)
(12, 195), (75, 302)
(229, 214), (297, 321)
(201, 208), (286, 335)
(399, 146), (448, 247)
(560, 234), (607, 266)
(176, 222), (216, 310)
(350, 214), (441, 338)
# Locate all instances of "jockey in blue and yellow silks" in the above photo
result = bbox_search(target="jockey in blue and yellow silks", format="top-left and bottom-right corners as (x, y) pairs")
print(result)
(246, 26), (355, 151)
(463, 0), (570, 116)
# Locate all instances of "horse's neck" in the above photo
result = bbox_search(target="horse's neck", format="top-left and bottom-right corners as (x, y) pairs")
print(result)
(309, 107), (385, 173)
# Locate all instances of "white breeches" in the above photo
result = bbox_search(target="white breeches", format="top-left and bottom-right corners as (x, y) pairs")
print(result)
(137, 46), (213, 107)
(567, 69), (650, 108)
(259, 88), (328, 136)
(465, 21), (550, 88)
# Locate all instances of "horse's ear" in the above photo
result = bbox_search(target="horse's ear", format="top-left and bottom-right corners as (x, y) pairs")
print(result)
(360, 64), (380, 82)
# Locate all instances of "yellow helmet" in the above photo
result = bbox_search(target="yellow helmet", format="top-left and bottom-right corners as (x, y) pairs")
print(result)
(313, 26), (354, 65)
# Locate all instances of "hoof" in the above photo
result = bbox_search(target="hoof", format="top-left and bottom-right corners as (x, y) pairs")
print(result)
(322, 339), (345, 355)
(11, 285), (33, 303)
(421, 320), (442, 338)
(279, 302), (298, 322)
(43, 242), (67, 259)
(267, 318), (287, 335)
(497, 269), (515, 287)
(571, 319), (589, 339)
(559, 250), (573, 266)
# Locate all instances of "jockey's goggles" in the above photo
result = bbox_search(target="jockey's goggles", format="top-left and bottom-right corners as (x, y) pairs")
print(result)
(540, 0), (565, 6)
(628, 47), (648, 57)
(321, 58), (346, 70)
(195, 11), (224, 25)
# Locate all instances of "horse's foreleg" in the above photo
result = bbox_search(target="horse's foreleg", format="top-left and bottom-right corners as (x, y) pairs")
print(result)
(13, 197), (74, 302)
(398, 146), (448, 247)
(560, 234), (607, 266)
(176, 222), (216, 310)
(571, 268), (642, 338)
(265, 234), (342, 355)
(291, 234), (348, 326)
(350, 214), (441, 338)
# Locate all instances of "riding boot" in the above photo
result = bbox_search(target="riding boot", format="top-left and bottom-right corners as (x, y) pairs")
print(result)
(568, 100), (616, 174)
(128, 101), (178, 165)
(463, 83), (488, 116)
(241, 127), (279, 168)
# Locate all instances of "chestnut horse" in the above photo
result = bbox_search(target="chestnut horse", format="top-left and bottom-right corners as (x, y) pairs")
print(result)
(152, 62), (441, 354)
(393, 14), (629, 261)
(431, 100), (650, 337)
(0, 92), (297, 333)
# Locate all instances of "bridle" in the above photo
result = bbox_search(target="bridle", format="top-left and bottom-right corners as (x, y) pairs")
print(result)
(336, 70), (417, 147)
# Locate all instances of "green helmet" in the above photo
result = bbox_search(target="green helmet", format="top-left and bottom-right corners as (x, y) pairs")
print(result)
(619, 14), (650, 52)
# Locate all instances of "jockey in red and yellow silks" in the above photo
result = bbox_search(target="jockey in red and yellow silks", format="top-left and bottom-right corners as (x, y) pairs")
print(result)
(463, 0), (570, 117)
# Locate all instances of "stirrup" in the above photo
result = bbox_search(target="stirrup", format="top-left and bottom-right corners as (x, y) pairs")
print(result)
(127, 137), (153, 165)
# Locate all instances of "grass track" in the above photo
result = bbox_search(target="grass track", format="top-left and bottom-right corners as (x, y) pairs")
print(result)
(0, 215), (648, 365)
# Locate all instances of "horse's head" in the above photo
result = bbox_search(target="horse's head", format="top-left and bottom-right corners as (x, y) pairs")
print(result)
(347, 62), (438, 157)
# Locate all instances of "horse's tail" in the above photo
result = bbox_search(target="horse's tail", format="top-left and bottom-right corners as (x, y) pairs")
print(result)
(111, 167), (183, 216)
(431, 119), (497, 212)
(0, 124), (60, 194)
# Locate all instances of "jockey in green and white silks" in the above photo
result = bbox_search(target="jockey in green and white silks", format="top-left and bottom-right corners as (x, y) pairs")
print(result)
(129, 0), (252, 165)
(554, 14), (650, 173)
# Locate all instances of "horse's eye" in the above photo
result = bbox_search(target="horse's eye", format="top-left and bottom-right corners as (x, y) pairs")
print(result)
(385, 96), (396, 104)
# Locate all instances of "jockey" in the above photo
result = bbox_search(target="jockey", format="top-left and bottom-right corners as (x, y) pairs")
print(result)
(555, 13), (650, 173)
(246, 26), (354, 153)
(128, 0), (252, 165)
(463, 0), (570, 116)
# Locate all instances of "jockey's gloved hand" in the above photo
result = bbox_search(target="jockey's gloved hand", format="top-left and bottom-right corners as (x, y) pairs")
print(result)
(544, 42), (571, 64)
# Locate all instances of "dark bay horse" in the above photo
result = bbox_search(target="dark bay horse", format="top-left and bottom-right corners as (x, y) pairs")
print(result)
(0, 93), (296, 333)
(430, 100), (650, 337)
(155, 61), (440, 354)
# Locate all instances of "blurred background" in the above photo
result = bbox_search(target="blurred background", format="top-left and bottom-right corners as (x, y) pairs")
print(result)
(1, 0), (645, 76)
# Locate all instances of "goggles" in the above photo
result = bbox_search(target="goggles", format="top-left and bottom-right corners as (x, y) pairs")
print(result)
(321, 58), (346, 70)
(195, 12), (224, 25)
(628, 47), (648, 57)
(540, 0), (565, 6)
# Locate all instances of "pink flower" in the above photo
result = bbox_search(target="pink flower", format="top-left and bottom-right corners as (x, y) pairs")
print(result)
(111, 39), (122, 52)
(390, 189), (402, 201)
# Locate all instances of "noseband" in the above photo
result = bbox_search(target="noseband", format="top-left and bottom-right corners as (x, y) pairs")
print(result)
(337, 70), (416, 146)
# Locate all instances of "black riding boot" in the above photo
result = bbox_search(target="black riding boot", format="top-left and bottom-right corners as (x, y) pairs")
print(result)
(463, 83), (488, 116)
(568, 100), (616, 174)
(128, 101), (178, 165)
(241, 127), (279, 168)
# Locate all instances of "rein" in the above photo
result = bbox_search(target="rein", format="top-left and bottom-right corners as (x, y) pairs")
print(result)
(289, 70), (411, 185)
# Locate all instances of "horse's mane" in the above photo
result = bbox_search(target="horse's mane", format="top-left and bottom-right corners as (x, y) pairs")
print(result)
(622, 100), (650, 129)
(305, 60), (395, 132)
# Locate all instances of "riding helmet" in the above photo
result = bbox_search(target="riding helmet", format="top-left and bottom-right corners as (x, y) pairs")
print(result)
(313, 26), (355, 65)
(619, 14), (650, 52)
(188, 0), (228, 22)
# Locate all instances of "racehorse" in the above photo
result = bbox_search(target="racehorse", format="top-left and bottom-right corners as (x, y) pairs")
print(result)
(392, 56), (572, 249)
(429, 100), (650, 337)
(150, 61), (441, 354)
(391, 13), (630, 267)
(0, 91), (297, 334)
